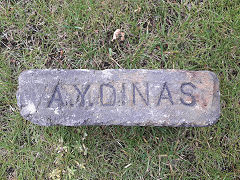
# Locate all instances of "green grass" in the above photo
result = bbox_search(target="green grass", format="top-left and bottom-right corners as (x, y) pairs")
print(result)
(0, 0), (240, 179)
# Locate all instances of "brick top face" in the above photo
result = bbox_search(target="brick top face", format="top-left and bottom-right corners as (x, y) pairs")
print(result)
(17, 69), (220, 126)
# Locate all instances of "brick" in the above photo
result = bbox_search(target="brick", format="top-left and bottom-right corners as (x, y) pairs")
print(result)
(16, 69), (220, 126)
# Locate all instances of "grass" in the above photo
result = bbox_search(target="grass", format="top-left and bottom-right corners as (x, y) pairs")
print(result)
(0, 0), (240, 179)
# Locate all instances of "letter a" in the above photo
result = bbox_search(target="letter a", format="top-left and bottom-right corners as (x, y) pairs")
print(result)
(157, 82), (174, 105)
(48, 84), (64, 108)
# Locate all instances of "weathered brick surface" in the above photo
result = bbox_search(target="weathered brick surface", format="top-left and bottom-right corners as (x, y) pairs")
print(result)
(16, 69), (220, 126)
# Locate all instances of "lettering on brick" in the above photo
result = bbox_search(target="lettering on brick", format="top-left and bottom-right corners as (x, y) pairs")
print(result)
(74, 84), (90, 107)
(132, 82), (149, 106)
(17, 69), (220, 126)
(180, 82), (196, 106)
(100, 83), (116, 106)
(157, 82), (174, 106)
(48, 84), (64, 108)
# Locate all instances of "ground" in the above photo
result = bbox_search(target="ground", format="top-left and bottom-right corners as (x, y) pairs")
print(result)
(0, 0), (240, 179)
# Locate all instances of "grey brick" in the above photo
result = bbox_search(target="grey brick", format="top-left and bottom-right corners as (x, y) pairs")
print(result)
(16, 69), (220, 126)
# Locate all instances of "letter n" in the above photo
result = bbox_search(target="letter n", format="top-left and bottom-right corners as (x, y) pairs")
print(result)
(132, 83), (149, 106)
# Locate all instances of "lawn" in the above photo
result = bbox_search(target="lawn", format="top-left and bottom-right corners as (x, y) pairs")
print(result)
(0, 0), (240, 179)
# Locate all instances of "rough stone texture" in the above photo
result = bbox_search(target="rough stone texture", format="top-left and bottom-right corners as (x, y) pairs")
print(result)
(16, 69), (220, 127)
